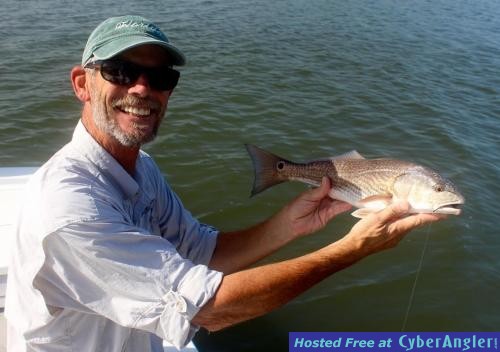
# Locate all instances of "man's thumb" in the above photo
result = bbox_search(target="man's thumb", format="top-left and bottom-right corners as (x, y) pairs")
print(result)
(307, 176), (331, 200)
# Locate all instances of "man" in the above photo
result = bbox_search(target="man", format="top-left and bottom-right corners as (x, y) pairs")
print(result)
(5, 15), (443, 351)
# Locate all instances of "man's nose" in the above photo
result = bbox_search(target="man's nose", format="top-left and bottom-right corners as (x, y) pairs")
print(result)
(127, 74), (151, 97)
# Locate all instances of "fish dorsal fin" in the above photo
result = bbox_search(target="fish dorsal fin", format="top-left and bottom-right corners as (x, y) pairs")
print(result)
(329, 150), (365, 161)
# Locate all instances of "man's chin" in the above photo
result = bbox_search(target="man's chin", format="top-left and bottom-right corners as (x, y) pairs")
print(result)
(111, 128), (157, 148)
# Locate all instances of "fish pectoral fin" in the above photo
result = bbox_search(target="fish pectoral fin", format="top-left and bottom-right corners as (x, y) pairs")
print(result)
(351, 208), (378, 218)
(358, 195), (393, 209)
(352, 195), (393, 218)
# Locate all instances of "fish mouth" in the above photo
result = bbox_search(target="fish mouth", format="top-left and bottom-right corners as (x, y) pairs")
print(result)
(433, 202), (464, 216)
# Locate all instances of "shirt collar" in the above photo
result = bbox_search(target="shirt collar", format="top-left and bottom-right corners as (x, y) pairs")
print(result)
(71, 120), (140, 199)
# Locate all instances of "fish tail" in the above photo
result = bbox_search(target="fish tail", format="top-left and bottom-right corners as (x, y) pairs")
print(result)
(245, 144), (289, 197)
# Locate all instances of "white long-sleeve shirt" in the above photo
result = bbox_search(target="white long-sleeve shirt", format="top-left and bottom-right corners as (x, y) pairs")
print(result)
(5, 120), (223, 351)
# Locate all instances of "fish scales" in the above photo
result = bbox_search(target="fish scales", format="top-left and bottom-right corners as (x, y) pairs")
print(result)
(325, 160), (393, 204)
(333, 160), (408, 191)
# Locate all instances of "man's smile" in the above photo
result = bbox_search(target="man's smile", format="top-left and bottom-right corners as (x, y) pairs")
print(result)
(117, 105), (152, 117)
(111, 95), (162, 121)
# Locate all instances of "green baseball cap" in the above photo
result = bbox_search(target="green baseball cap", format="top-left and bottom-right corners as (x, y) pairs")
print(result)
(82, 15), (186, 67)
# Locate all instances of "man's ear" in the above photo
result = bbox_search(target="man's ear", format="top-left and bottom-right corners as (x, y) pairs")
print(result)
(71, 66), (91, 102)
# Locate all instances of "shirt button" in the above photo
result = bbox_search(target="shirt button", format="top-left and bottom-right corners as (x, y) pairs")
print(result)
(176, 296), (187, 313)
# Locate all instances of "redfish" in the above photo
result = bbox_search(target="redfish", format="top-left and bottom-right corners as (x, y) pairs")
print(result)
(246, 144), (464, 218)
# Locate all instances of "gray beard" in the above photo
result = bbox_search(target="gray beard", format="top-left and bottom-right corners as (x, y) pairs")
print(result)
(90, 92), (163, 148)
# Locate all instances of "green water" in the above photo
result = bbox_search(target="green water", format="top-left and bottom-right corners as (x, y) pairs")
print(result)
(2, 0), (500, 351)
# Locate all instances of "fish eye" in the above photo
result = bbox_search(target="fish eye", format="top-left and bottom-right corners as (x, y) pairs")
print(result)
(277, 161), (285, 171)
(434, 184), (444, 192)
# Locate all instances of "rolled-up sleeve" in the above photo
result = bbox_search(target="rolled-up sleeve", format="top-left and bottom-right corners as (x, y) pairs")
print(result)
(35, 220), (223, 349)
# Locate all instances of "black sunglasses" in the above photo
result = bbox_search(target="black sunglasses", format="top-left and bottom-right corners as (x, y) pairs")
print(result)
(85, 59), (180, 91)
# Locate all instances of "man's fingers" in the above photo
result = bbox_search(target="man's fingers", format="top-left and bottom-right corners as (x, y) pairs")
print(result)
(390, 212), (445, 233)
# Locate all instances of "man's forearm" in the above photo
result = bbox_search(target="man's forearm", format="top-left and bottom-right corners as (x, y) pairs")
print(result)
(195, 237), (362, 331)
(208, 179), (352, 274)
(209, 208), (295, 274)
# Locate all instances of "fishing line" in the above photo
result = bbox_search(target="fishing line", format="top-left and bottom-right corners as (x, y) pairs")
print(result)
(401, 224), (432, 331)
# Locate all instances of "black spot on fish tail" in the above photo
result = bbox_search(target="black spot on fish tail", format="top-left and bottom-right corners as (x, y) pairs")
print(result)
(245, 144), (291, 197)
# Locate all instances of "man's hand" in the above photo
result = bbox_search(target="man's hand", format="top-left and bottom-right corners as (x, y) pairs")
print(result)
(282, 177), (352, 238)
(338, 201), (445, 259)
(210, 177), (350, 273)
